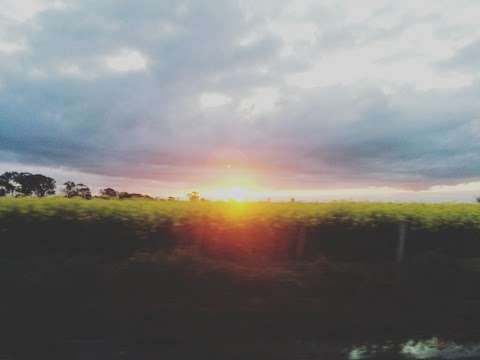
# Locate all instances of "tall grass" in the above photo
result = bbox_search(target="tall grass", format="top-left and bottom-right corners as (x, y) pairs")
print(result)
(3, 197), (480, 227)
(2, 197), (480, 261)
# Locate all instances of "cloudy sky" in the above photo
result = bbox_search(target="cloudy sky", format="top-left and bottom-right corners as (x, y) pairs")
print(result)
(1, 0), (480, 201)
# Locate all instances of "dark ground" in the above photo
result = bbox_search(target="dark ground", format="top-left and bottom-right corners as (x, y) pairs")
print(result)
(2, 245), (480, 359)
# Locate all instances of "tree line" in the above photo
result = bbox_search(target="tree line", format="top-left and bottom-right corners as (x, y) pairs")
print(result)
(0, 171), (155, 200)
(4, 171), (480, 203)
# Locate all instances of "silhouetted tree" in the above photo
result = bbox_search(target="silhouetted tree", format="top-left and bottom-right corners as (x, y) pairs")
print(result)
(13, 172), (35, 196)
(63, 181), (91, 199)
(118, 192), (152, 199)
(63, 181), (77, 197)
(4, 172), (56, 197)
(0, 171), (19, 195)
(100, 187), (118, 198)
(477, 196), (480, 203)
(187, 191), (200, 201)
(0, 188), (5, 197)
(31, 173), (56, 196)
(77, 184), (92, 199)
(167, 196), (176, 201)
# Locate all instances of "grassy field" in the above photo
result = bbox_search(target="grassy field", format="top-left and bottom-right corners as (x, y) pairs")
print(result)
(2, 197), (480, 358)
(4, 196), (480, 229)
(2, 197), (480, 260)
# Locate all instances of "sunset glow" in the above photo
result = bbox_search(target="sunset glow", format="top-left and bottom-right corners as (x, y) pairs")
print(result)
(199, 167), (265, 201)
(202, 186), (260, 201)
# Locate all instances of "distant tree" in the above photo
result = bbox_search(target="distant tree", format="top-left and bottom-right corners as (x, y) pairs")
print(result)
(118, 192), (153, 200)
(77, 184), (92, 199)
(100, 188), (118, 198)
(290, 198), (295, 202)
(0, 188), (5, 197)
(12, 172), (55, 197)
(63, 181), (92, 199)
(13, 172), (35, 196)
(0, 179), (8, 196)
(0, 171), (19, 195)
(63, 181), (77, 198)
(187, 191), (200, 202)
(32, 174), (56, 196)
(118, 192), (129, 199)
(167, 196), (176, 201)
(477, 197), (480, 203)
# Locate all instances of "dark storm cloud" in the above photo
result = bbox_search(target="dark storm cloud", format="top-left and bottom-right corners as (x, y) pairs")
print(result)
(252, 83), (480, 188)
(1, 0), (480, 189)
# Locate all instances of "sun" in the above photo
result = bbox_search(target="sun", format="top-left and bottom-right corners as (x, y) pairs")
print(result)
(199, 167), (264, 201)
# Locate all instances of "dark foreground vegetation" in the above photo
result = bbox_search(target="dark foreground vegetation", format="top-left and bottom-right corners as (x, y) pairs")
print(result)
(2, 198), (480, 359)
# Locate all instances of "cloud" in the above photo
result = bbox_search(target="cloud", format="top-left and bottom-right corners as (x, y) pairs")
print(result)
(440, 39), (480, 74)
(199, 93), (231, 108)
(105, 49), (148, 72)
(1, 0), (480, 195)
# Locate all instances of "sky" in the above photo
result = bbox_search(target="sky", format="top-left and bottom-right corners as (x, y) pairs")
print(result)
(1, 0), (480, 201)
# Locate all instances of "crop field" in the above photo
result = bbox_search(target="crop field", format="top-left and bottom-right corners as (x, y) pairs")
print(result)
(4, 197), (480, 228)
(2, 198), (480, 358)
(2, 197), (480, 260)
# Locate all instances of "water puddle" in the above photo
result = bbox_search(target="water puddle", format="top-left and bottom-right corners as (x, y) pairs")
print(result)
(5, 336), (480, 359)
(347, 337), (480, 359)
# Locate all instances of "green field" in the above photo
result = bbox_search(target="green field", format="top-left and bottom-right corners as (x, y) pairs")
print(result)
(2, 197), (480, 260)
(3, 197), (480, 228)
(2, 197), (480, 358)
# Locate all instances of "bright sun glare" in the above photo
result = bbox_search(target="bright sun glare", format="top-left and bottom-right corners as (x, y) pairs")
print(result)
(199, 166), (264, 201)
(204, 186), (257, 201)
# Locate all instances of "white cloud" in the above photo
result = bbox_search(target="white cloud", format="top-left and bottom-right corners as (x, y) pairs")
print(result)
(1, 0), (46, 21)
(58, 63), (83, 76)
(105, 49), (148, 72)
(240, 87), (279, 116)
(0, 40), (26, 54)
(199, 93), (232, 108)
(1, 0), (70, 21)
